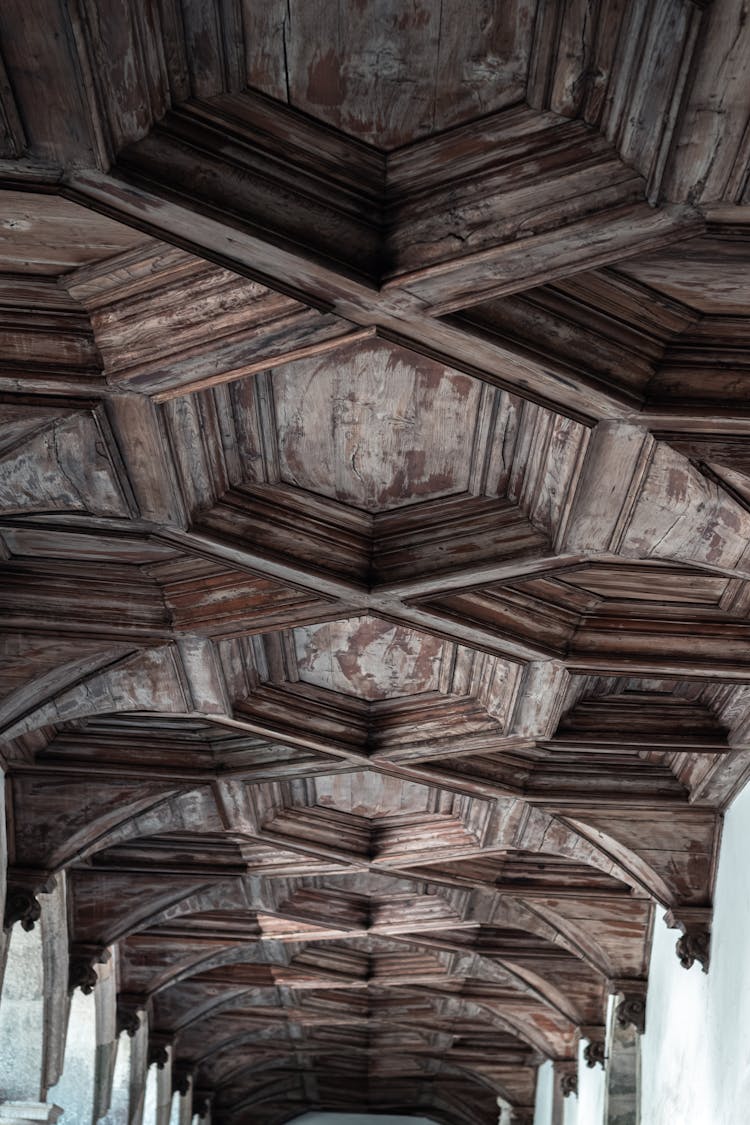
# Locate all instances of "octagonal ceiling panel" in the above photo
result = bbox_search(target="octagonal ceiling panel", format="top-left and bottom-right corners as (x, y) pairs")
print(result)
(312, 769), (460, 820)
(243, 0), (537, 149)
(293, 617), (444, 699)
(255, 770), (494, 862)
(272, 339), (483, 511)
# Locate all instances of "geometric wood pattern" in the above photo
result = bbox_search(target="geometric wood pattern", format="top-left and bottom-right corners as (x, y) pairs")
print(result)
(1, 2), (749, 1122)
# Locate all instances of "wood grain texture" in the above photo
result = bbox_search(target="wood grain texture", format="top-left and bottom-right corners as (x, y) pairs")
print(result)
(244, 0), (537, 149)
(0, 4), (749, 1123)
(0, 191), (146, 274)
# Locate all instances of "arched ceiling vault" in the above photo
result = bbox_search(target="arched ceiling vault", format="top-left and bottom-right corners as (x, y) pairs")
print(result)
(1, 1), (749, 1121)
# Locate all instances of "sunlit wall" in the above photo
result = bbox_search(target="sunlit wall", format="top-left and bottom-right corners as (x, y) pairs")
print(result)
(640, 778), (750, 1125)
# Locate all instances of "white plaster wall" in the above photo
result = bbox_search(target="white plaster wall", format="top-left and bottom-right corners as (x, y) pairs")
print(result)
(532, 1046), (602, 1125)
(641, 778), (750, 1125)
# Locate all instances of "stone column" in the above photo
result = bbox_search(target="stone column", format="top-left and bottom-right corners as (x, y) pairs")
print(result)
(99, 1031), (133, 1125)
(550, 1072), (565, 1125)
(576, 1026), (606, 1121)
(0, 774), (8, 996)
(142, 1061), (161, 1125)
(551, 1060), (577, 1125)
(172, 1067), (193, 1125)
(177, 1089), (192, 1125)
(0, 876), (71, 1125)
(46, 987), (97, 1125)
(0, 920), (45, 1101)
(192, 1093), (212, 1125)
(152, 1042), (173, 1125)
(127, 1008), (149, 1125)
(604, 983), (645, 1125)
(94, 952), (119, 1123)
(39, 878), (70, 1096)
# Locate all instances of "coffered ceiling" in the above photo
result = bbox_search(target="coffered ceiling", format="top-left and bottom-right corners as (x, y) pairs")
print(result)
(0, 2), (749, 1123)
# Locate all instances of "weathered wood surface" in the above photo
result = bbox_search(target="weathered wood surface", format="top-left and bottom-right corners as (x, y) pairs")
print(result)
(0, 3), (749, 1123)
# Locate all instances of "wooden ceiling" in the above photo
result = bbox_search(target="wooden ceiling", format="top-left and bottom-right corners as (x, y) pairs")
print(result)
(0, 1), (749, 1122)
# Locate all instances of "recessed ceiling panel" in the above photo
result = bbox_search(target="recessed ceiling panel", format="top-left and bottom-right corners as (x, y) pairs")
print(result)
(272, 340), (481, 512)
(243, 0), (537, 148)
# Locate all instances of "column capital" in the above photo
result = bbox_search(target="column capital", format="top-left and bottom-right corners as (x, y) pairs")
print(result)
(555, 1058), (578, 1098)
(172, 1062), (193, 1096)
(3, 870), (56, 929)
(68, 943), (110, 994)
(3, 888), (41, 932)
(116, 992), (147, 1037)
(581, 1025), (607, 1068)
(149, 1031), (173, 1069)
(610, 978), (647, 1035)
(665, 907), (711, 973)
(193, 1091), (213, 1118)
(617, 994), (647, 1035)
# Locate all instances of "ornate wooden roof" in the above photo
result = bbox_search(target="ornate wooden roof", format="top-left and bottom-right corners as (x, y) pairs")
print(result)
(0, 2), (748, 1122)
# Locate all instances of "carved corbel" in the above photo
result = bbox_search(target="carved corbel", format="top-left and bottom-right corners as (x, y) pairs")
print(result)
(149, 1031), (173, 1069)
(172, 1062), (193, 1096)
(193, 1092), (213, 1118)
(149, 1043), (169, 1069)
(581, 1025), (607, 1068)
(68, 944), (110, 994)
(116, 992), (147, 1037)
(3, 887), (42, 932)
(612, 979), (647, 1035)
(556, 1059), (578, 1098)
(3, 873), (56, 932)
(665, 908), (711, 973)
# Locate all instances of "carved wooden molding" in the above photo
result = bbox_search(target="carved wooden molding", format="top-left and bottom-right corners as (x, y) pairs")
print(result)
(665, 907), (712, 973)
(148, 1032), (173, 1070)
(193, 1092), (213, 1118)
(582, 1025), (607, 1069)
(3, 886), (41, 932)
(556, 1059), (578, 1098)
(172, 1063), (193, 1097)
(116, 992), (146, 1038)
(613, 980), (648, 1035)
(68, 944), (109, 995)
